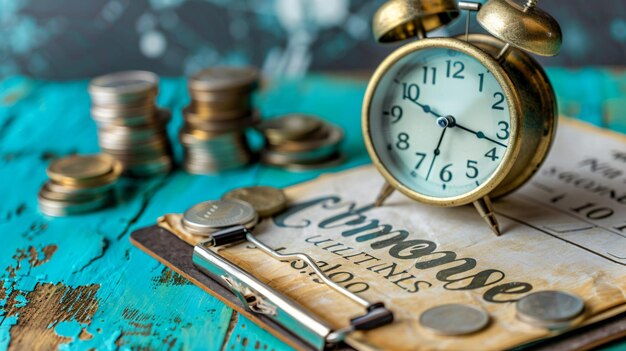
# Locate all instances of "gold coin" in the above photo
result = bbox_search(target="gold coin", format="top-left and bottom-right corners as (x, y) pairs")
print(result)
(266, 123), (343, 153)
(222, 186), (287, 218)
(188, 67), (259, 92)
(262, 152), (345, 172)
(47, 154), (116, 184)
(258, 114), (323, 143)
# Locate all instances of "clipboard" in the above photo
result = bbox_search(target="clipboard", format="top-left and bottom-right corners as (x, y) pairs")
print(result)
(131, 225), (348, 351)
(130, 224), (626, 351)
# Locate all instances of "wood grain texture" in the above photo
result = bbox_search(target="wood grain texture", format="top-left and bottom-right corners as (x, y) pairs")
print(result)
(0, 70), (625, 350)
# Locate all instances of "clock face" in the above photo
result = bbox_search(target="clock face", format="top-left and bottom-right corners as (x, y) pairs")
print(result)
(368, 46), (512, 200)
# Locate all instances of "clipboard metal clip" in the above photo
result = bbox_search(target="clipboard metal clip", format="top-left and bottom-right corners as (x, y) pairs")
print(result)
(221, 274), (277, 316)
(192, 225), (394, 350)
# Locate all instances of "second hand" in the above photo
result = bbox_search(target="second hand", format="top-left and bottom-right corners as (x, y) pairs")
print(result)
(425, 124), (448, 181)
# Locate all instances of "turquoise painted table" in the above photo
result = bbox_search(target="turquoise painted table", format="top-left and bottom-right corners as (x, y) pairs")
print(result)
(1, 69), (625, 350)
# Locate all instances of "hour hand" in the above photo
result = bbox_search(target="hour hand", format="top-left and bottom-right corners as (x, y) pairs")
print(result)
(407, 98), (442, 118)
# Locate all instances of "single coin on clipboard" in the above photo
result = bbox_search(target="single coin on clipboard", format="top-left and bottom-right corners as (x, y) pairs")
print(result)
(131, 120), (626, 351)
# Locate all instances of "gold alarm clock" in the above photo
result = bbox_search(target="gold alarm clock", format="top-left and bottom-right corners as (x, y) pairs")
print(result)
(362, 0), (562, 235)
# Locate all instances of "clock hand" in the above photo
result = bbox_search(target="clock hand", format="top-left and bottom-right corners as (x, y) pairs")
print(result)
(425, 126), (447, 181)
(452, 122), (508, 148)
(436, 115), (507, 148)
(407, 99), (442, 118)
(410, 101), (507, 148)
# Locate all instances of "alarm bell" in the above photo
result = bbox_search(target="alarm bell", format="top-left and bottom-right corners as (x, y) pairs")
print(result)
(372, 0), (460, 43)
(477, 0), (562, 56)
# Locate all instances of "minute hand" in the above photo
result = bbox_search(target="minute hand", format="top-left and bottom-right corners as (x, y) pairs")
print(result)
(453, 122), (507, 148)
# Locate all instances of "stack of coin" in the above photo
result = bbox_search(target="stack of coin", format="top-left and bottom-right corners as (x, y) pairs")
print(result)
(181, 67), (259, 174)
(38, 154), (122, 216)
(89, 70), (173, 177)
(258, 114), (344, 170)
(181, 199), (258, 236)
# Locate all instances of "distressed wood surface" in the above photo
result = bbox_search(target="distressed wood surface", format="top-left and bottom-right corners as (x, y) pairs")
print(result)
(0, 69), (625, 351)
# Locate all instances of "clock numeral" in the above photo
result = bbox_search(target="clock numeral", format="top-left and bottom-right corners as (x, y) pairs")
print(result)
(414, 152), (426, 169)
(492, 92), (505, 110)
(387, 105), (403, 124)
(571, 202), (614, 220)
(466, 160), (479, 179)
(396, 133), (410, 150)
(402, 83), (420, 103)
(445, 60), (465, 79)
(497, 121), (510, 140)
(485, 147), (499, 161)
(439, 163), (453, 183)
(422, 66), (437, 85)
(478, 73), (485, 92)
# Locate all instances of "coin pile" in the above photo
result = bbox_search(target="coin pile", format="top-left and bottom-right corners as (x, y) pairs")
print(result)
(516, 290), (585, 329)
(181, 199), (259, 236)
(180, 67), (260, 174)
(89, 70), (173, 177)
(38, 154), (121, 216)
(258, 114), (344, 171)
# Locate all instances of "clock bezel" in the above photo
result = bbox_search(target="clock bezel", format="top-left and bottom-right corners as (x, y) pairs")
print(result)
(362, 37), (523, 207)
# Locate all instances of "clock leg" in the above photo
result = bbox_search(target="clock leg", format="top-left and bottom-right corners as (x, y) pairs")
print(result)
(375, 181), (395, 207)
(473, 196), (501, 236)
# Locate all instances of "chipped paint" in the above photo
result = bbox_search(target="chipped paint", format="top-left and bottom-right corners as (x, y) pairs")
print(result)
(3, 283), (99, 350)
(28, 245), (57, 267)
(153, 267), (190, 286)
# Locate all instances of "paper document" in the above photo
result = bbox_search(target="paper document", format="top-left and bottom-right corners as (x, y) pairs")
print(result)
(165, 118), (626, 350)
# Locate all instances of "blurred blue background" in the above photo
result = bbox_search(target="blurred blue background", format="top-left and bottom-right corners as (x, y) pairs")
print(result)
(0, 0), (624, 79)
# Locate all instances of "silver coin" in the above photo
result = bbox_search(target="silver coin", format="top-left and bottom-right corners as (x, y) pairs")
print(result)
(98, 129), (165, 145)
(99, 133), (169, 150)
(124, 156), (173, 177)
(91, 104), (154, 121)
(184, 156), (251, 168)
(183, 160), (250, 174)
(182, 199), (257, 234)
(40, 183), (103, 202)
(45, 180), (114, 196)
(420, 304), (490, 336)
(94, 107), (168, 129)
(38, 188), (113, 217)
(516, 291), (584, 329)
(183, 213), (259, 237)
(89, 71), (159, 105)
